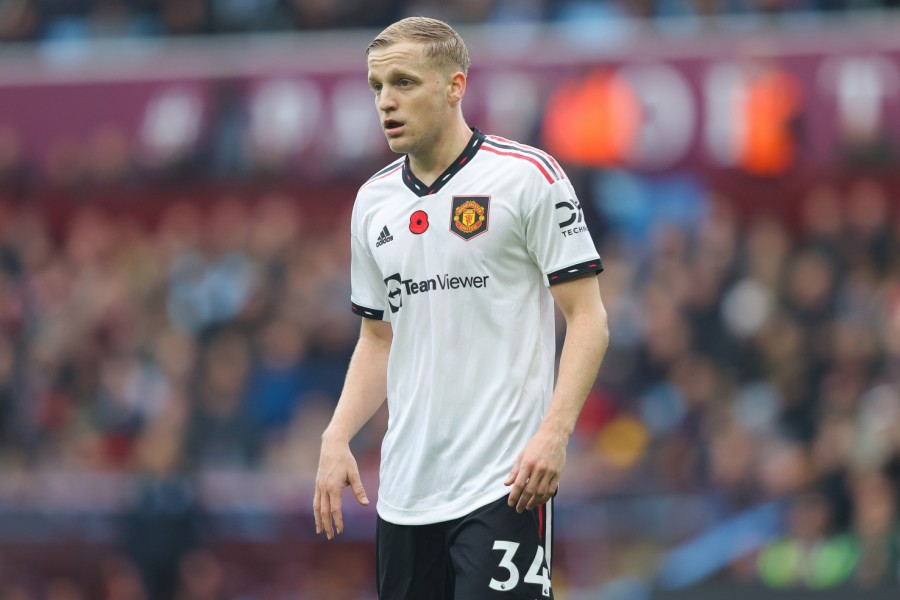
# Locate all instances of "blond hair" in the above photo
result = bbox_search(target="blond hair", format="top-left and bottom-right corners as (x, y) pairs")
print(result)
(366, 17), (470, 75)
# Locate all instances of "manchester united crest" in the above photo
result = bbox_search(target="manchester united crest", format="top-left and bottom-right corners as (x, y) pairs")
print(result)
(450, 195), (490, 241)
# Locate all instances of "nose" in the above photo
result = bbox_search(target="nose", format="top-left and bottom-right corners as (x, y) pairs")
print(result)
(377, 88), (397, 113)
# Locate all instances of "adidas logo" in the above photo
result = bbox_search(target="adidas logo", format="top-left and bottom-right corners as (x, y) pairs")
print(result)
(375, 225), (394, 248)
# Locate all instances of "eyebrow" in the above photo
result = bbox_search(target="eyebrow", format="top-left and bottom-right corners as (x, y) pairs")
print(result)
(368, 68), (417, 85)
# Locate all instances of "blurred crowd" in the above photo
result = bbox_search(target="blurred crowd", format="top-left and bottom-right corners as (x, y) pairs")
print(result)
(0, 192), (358, 476)
(0, 191), (370, 598)
(2, 0), (900, 43)
(0, 165), (898, 596)
(583, 174), (900, 591)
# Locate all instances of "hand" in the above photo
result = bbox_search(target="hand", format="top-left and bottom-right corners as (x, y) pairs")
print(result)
(504, 426), (567, 513)
(313, 436), (369, 540)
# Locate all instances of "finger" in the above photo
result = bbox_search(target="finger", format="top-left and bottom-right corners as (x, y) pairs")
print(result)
(507, 468), (528, 508)
(535, 475), (560, 508)
(504, 454), (522, 487)
(524, 473), (547, 511)
(519, 484), (541, 512)
(349, 470), (369, 506)
(511, 461), (534, 512)
(531, 490), (552, 510)
(320, 492), (334, 540)
(519, 461), (549, 512)
(548, 475), (560, 500)
(330, 488), (344, 536)
(528, 472), (556, 510)
(313, 488), (323, 534)
(517, 472), (542, 513)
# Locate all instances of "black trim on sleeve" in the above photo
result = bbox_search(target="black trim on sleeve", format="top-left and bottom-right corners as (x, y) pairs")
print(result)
(547, 259), (604, 285)
(352, 302), (385, 320)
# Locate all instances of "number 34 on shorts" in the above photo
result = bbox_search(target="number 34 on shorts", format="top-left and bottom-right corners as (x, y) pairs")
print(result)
(490, 540), (551, 597)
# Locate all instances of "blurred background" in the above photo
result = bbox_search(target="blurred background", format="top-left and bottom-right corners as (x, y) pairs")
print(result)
(1, 1), (900, 599)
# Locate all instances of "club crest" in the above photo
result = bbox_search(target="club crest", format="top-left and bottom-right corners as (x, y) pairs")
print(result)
(450, 195), (490, 241)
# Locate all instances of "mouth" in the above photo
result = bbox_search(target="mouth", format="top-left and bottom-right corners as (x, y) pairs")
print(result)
(383, 119), (405, 136)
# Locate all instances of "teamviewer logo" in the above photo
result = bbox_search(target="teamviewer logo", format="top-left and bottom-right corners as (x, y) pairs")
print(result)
(384, 273), (402, 313)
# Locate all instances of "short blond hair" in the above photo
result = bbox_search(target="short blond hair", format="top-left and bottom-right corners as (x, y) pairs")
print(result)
(366, 17), (470, 75)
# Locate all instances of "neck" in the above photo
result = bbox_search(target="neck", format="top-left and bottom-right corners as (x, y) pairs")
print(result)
(408, 119), (472, 187)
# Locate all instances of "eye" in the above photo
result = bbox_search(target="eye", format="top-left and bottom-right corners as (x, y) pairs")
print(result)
(371, 83), (382, 94)
(399, 79), (413, 88)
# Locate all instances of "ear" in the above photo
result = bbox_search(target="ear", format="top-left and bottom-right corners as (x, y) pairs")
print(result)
(448, 71), (467, 106)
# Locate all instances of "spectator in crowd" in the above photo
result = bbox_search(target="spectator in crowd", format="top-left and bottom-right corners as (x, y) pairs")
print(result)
(849, 468), (900, 587)
(174, 549), (226, 600)
(756, 489), (856, 589)
(244, 314), (315, 433)
(122, 395), (205, 599)
(183, 329), (261, 470)
(98, 556), (147, 600)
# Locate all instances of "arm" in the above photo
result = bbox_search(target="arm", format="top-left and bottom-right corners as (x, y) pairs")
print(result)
(506, 274), (609, 512)
(314, 317), (392, 539)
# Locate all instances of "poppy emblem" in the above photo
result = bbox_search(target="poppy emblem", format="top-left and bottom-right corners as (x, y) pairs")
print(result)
(409, 210), (429, 234)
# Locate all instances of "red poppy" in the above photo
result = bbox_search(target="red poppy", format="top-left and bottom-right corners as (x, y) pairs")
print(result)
(409, 210), (429, 234)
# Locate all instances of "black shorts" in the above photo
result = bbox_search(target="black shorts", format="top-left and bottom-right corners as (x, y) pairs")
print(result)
(376, 495), (554, 600)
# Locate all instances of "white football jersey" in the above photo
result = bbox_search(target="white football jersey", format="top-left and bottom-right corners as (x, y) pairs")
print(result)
(350, 129), (602, 525)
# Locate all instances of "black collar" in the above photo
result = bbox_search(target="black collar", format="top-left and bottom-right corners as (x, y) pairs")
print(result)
(401, 128), (485, 197)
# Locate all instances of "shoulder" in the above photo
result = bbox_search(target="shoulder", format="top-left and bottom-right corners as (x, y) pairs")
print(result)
(352, 157), (404, 228)
(358, 156), (405, 194)
(478, 134), (567, 187)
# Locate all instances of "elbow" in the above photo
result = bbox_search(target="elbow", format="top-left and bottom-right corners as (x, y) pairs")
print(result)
(597, 306), (610, 350)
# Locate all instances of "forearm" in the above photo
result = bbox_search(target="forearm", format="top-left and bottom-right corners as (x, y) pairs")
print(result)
(542, 300), (609, 439)
(322, 325), (391, 444)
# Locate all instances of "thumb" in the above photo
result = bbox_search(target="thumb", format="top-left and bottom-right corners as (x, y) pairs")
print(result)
(504, 454), (522, 486)
(349, 470), (369, 505)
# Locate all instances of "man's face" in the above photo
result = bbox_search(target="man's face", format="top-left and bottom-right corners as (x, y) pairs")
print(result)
(367, 42), (453, 156)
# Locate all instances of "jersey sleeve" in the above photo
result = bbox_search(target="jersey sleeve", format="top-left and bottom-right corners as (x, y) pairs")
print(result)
(350, 203), (389, 321)
(524, 178), (603, 286)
